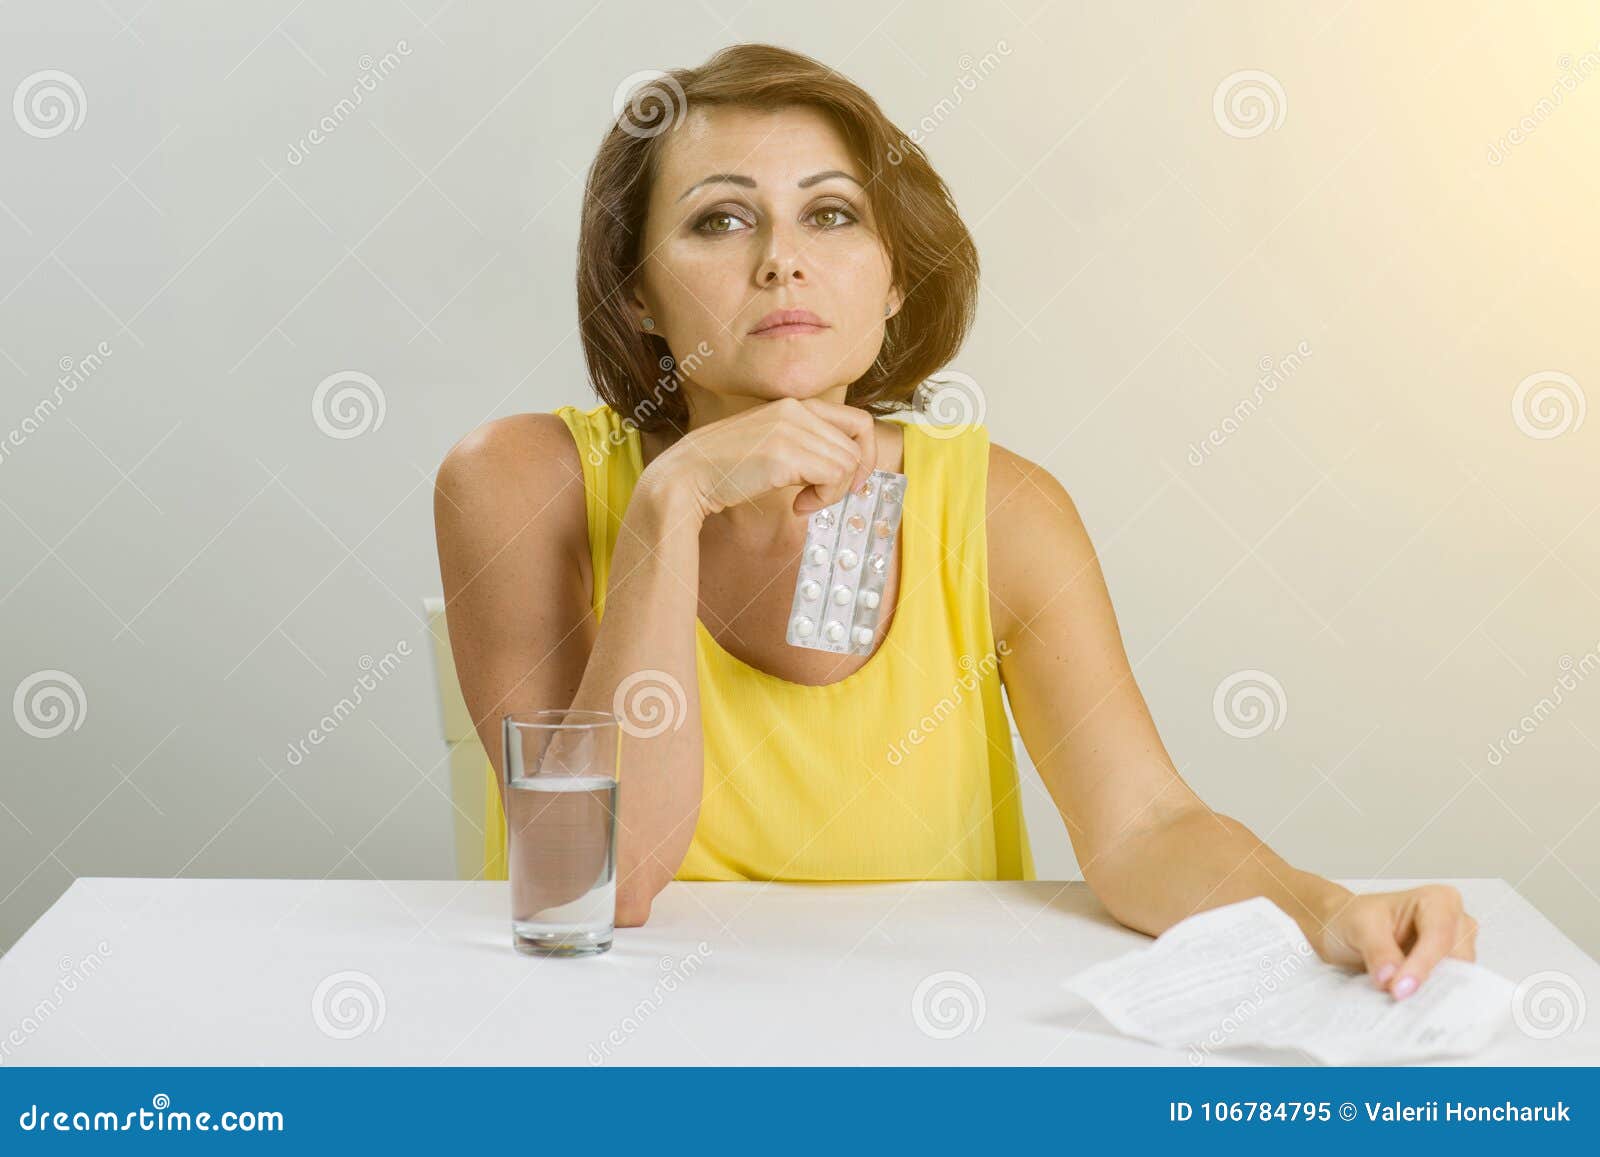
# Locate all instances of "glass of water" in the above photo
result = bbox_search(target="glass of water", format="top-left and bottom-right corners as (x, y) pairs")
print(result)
(501, 709), (620, 957)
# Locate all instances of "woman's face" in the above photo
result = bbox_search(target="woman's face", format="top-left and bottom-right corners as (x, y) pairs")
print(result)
(630, 104), (900, 413)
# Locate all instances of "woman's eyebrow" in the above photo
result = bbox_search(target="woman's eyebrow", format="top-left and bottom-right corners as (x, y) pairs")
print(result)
(676, 170), (864, 202)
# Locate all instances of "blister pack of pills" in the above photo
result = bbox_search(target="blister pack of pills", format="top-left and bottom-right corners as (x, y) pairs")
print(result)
(785, 469), (907, 654)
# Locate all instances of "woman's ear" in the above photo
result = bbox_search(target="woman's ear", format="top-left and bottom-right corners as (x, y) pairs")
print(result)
(626, 286), (654, 334)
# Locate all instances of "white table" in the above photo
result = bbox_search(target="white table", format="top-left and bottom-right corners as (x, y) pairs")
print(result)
(1, 877), (1595, 1065)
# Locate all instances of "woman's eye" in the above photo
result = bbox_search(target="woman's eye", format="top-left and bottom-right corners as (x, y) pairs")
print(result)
(694, 204), (859, 235)
(695, 210), (749, 235)
(811, 205), (858, 229)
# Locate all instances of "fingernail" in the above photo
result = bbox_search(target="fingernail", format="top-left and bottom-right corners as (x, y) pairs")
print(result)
(1374, 963), (1396, 986)
(1391, 975), (1417, 1000)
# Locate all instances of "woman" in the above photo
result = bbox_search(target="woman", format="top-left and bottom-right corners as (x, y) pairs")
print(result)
(434, 43), (1476, 999)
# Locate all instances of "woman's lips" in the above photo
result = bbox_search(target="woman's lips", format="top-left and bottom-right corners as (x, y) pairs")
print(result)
(750, 308), (828, 336)
(751, 322), (829, 337)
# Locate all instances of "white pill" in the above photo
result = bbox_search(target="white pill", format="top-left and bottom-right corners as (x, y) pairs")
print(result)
(836, 548), (859, 570)
(799, 580), (821, 600)
(852, 626), (874, 646)
(824, 620), (845, 642)
(806, 544), (830, 566)
(857, 589), (881, 609)
(791, 616), (815, 637)
(831, 584), (851, 605)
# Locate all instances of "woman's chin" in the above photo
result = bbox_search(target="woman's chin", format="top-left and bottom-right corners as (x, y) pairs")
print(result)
(716, 373), (851, 404)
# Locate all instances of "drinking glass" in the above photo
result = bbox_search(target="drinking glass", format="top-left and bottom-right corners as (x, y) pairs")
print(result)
(501, 709), (620, 956)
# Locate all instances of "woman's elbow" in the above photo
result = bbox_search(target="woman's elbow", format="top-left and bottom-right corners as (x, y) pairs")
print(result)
(615, 889), (655, 927)
(615, 868), (668, 927)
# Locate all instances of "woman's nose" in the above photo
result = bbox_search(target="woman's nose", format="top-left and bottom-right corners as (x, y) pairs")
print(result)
(758, 245), (805, 285)
(756, 220), (813, 284)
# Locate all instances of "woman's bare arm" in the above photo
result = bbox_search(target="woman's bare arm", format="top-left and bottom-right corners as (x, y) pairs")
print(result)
(985, 442), (1476, 997)
(435, 398), (879, 927)
(433, 414), (705, 926)
(555, 455), (708, 925)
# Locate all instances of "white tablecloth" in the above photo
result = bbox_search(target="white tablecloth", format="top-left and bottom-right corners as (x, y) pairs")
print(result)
(1, 876), (1595, 1065)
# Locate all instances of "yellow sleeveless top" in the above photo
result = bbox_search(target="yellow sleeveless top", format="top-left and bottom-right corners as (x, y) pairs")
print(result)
(482, 402), (1034, 882)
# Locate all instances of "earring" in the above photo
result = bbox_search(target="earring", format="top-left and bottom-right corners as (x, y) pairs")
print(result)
(884, 303), (892, 317)
(641, 316), (655, 332)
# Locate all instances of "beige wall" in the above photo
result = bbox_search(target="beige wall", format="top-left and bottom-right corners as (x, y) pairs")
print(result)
(1, 2), (1595, 960)
(955, 3), (1600, 954)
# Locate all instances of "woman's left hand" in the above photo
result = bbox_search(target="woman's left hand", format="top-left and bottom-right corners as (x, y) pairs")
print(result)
(1316, 883), (1479, 1000)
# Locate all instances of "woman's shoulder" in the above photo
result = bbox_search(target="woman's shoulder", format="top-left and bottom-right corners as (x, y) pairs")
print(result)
(433, 411), (596, 687)
(438, 411), (585, 490)
(981, 435), (1095, 640)
(984, 435), (1064, 500)
(433, 411), (590, 547)
(984, 435), (1084, 543)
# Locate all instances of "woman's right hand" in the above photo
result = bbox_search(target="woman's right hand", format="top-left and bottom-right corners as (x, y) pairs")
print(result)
(640, 397), (880, 521)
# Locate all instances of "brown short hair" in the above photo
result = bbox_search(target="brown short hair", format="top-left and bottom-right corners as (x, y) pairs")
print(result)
(576, 42), (981, 433)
